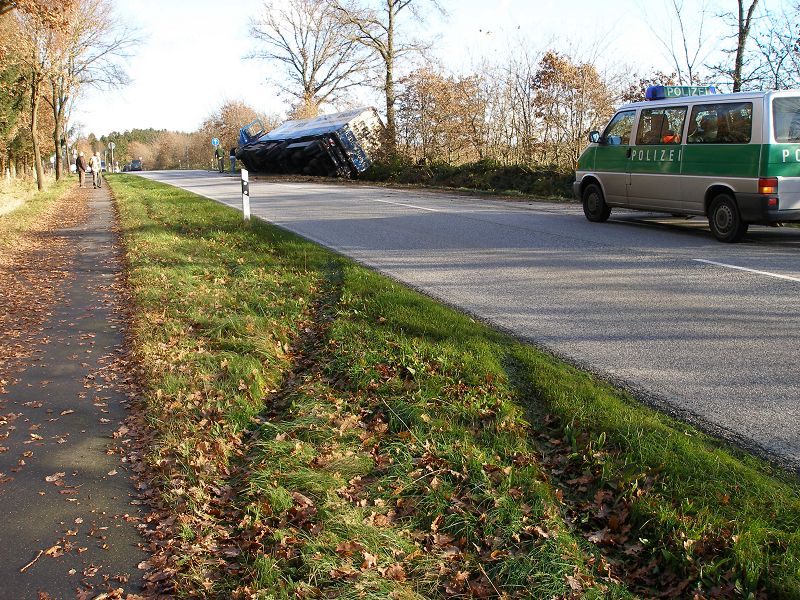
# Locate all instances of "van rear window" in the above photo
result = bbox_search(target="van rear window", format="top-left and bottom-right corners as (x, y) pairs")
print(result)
(773, 97), (800, 142)
(687, 102), (752, 144)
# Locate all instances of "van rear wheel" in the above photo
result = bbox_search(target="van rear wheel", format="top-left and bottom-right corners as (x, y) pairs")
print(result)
(708, 193), (748, 243)
(583, 183), (611, 222)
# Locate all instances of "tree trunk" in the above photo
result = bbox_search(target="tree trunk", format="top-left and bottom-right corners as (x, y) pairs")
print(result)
(733, 0), (759, 92)
(31, 81), (44, 191)
(52, 108), (62, 180)
(54, 82), (69, 181)
(384, 1), (397, 154)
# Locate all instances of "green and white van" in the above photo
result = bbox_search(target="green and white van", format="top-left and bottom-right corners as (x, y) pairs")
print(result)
(573, 85), (800, 242)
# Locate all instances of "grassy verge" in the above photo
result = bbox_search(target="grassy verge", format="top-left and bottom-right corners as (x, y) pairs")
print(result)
(0, 176), (70, 248)
(109, 173), (800, 599)
(362, 158), (573, 200)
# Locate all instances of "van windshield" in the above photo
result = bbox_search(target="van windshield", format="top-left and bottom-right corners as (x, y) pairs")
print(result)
(773, 97), (800, 142)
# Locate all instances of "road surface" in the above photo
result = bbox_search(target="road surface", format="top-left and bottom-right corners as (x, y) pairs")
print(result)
(136, 170), (800, 470)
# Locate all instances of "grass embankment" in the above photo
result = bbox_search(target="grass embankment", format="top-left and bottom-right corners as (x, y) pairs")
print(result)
(0, 176), (69, 247)
(362, 158), (574, 200)
(109, 173), (800, 599)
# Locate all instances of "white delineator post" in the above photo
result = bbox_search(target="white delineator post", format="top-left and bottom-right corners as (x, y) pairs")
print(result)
(241, 168), (250, 221)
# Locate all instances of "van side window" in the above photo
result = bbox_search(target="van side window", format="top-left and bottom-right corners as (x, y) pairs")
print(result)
(687, 102), (752, 144)
(635, 107), (686, 145)
(601, 110), (635, 145)
(773, 97), (800, 142)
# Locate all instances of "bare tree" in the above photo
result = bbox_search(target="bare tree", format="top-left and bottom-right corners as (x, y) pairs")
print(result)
(330, 0), (442, 152)
(645, 0), (713, 85)
(753, 3), (800, 89)
(731, 0), (759, 91)
(250, 0), (372, 118)
(504, 45), (542, 164)
(706, 0), (761, 91)
(45, 0), (136, 179)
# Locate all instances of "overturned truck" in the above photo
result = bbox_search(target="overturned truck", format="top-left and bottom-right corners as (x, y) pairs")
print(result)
(236, 107), (384, 178)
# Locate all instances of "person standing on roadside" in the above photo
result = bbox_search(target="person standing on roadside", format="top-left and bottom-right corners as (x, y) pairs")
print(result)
(76, 152), (87, 188)
(229, 146), (236, 174)
(215, 145), (225, 173)
(90, 151), (102, 188)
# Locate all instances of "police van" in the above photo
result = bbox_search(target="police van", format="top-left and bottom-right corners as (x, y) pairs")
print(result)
(573, 85), (800, 242)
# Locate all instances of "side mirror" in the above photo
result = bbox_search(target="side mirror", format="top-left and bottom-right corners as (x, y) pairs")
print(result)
(589, 131), (601, 144)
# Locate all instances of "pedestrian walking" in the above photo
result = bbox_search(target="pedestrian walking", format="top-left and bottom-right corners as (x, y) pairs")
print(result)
(90, 152), (102, 188)
(76, 152), (87, 188)
(229, 146), (236, 174)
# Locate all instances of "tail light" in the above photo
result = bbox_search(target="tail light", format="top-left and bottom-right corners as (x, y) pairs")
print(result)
(758, 177), (778, 195)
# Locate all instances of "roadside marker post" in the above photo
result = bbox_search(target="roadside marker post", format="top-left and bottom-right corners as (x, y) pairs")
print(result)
(241, 168), (250, 221)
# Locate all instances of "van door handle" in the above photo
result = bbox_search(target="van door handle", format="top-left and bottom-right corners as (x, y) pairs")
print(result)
(626, 148), (633, 158)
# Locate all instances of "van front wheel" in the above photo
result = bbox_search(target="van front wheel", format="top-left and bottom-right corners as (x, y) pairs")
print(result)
(583, 183), (611, 222)
(708, 194), (748, 242)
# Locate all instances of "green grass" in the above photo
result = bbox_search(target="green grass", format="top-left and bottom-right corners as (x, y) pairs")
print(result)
(109, 173), (800, 599)
(0, 176), (70, 246)
(362, 157), (574, 200)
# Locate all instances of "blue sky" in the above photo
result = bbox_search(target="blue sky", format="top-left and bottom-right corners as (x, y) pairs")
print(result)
(75, 0), (776, 138)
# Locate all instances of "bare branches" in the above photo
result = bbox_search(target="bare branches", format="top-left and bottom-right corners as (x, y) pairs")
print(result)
(249, 0), (373, 117)
(328, 0), (444, 150)
(645, 0), (713, 85)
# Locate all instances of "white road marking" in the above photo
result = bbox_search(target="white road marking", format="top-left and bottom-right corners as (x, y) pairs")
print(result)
(373, 199), (440, 212)
(693, 259), (800, 282)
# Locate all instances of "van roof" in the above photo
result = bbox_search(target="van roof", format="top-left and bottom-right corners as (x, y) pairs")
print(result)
(620, 88), (800, 111)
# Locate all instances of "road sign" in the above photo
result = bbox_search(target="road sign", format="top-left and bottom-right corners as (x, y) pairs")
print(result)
(211, 138), (220, 146)
(108, 142), (115, 150)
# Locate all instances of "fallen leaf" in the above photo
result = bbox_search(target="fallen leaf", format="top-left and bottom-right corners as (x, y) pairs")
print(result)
(361, 551), (377, 570)
(382, 563), (406, 581)
(335, 540), (364, 557)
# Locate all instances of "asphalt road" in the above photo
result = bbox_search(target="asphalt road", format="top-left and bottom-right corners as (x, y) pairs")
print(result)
(136, 170), (800, 470)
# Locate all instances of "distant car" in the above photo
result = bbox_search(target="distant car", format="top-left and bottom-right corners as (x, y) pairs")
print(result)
(130, 159), (143, 171)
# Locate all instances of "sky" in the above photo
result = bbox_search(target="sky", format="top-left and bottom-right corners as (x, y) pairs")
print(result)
(75, 0), (775, 139)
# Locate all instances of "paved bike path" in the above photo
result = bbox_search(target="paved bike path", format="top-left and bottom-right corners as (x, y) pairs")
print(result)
(0, 184), (146, 599)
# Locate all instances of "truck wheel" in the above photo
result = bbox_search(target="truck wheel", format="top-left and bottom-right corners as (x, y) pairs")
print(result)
(708, 193), (748, 243)
(582, 183), (611, 222)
